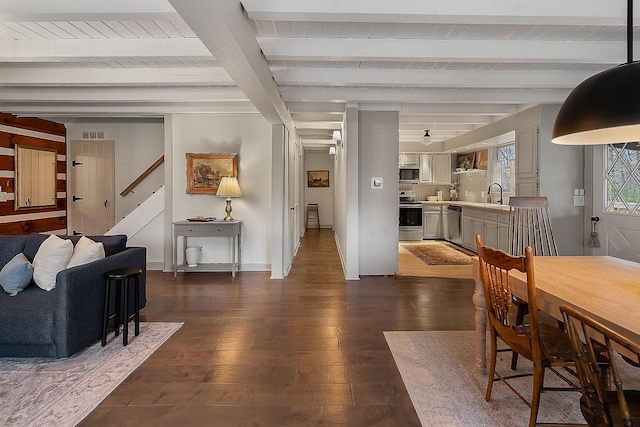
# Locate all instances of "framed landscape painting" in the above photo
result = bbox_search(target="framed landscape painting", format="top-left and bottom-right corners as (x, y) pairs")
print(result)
(186, 153), (237, 194)
(307, 170), (329, 188)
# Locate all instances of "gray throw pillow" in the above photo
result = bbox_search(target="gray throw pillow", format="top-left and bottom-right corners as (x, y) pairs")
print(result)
(0, 252), (34, 296)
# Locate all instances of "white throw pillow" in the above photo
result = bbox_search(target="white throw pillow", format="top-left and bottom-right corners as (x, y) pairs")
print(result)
(67, 236), (105, 268)
(32, 234), (74, 291)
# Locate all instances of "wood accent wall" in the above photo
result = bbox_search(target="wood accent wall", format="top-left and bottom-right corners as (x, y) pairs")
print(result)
(0, 113), (67, 234)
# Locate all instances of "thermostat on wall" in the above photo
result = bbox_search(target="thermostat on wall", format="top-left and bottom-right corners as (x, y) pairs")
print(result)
(371, 177), (383, 189)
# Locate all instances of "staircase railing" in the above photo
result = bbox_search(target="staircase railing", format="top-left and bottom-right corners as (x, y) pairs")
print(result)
(120, 155), (164, 196)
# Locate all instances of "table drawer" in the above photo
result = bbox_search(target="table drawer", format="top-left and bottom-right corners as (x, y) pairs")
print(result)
(175, 222), (240, 237)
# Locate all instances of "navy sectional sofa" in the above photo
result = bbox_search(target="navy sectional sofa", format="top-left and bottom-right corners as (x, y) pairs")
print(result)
(0, 233), (146, 358)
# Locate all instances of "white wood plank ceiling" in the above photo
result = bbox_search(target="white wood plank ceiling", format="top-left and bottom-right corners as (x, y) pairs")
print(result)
(0, 0), (637, 150)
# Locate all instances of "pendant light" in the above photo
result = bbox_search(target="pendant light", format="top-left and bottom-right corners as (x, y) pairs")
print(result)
(421, 130), (432, 145)
(552, 0), (640, 145)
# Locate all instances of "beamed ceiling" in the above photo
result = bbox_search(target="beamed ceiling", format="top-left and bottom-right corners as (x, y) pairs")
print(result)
(0, 0), (637, 151)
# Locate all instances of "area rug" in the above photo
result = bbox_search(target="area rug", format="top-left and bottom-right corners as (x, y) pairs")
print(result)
(385, 330), (588, 427)
(401, 241), (472, 265)
(0, 322), (182, 427)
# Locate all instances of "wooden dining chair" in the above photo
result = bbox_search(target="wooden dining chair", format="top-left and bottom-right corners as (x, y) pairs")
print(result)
(560, 304), (640, 426)
(476, 235), (578, 427)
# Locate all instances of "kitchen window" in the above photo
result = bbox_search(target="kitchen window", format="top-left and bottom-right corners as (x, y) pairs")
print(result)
(605, 143), (640, 214)
(492, 143), (515, 192)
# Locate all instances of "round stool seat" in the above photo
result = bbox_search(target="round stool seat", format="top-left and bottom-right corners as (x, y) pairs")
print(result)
(105, 267), (143, 280)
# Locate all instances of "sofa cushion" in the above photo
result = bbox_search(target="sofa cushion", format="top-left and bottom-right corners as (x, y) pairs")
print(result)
(32, 235), (74, 291)
(0, 285), (56, 345)
(67, 236), (105, 268)
(84, 235), (127, 257)
(24, 233), (128, 260)
(0, 253), (34, 296)
(0, 235), (28, 267)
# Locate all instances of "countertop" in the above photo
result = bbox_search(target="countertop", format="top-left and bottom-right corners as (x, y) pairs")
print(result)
(420, 201), (510, 211)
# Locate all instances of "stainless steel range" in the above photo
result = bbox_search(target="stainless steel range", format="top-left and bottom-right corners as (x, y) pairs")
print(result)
(399, 190), (423, 241)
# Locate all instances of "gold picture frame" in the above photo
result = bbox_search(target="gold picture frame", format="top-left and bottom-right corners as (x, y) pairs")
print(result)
(307, 170), (329, 187)
(186, 153), (237, 194)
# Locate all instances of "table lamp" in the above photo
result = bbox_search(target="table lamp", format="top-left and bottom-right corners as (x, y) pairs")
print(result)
(216, 176), (242, 220)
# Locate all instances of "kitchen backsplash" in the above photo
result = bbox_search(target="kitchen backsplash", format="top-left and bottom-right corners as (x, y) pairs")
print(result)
(399, 182), (451, 201)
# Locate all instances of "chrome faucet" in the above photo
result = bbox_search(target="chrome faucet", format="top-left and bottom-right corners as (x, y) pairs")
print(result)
(487, 182), (503, 205)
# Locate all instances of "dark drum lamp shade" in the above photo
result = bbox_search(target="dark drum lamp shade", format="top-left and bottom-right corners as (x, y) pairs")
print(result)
(552, 0), (640, 145)
(552, 61), (640, 145)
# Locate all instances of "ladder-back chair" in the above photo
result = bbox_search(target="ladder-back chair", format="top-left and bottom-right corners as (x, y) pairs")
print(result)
(476, 235), (578, 427)
(561, 305), (640, 426)
(508, 196), (558, 257)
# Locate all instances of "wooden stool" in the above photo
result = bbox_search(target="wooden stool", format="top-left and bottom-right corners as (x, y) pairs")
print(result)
(102, 267), (142, 346)
(306, 203), (320, 229)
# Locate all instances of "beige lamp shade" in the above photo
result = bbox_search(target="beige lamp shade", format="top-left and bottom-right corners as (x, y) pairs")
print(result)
(216, 176), (241, 220)
(216, 176), (242, 198)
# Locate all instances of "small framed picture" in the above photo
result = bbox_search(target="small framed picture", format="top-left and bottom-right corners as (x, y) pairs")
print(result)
(186, 153), (237, 194)
(307, 170), (329, 188)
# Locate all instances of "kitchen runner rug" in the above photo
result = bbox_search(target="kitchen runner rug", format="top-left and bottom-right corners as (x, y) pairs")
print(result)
(0, 322), (182, 427)
(400, 240), (473, 265)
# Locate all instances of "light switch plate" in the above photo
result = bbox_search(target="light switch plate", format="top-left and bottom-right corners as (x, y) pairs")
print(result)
(574, 195), (585, 206)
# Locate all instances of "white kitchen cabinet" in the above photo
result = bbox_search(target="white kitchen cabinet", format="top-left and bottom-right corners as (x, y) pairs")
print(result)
(420, 154), (451, 184)
(483, 210), (498, 249)
(399, 153), (420, 167)
(423, 206), (443, 239)
(515, 125), (539, 195)
(496, 212), (511, 252)
(460, 206), (511, 252)
(461, 208), (483, 250)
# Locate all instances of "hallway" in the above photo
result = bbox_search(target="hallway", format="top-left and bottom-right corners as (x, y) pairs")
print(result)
(82, 228), (476, 426)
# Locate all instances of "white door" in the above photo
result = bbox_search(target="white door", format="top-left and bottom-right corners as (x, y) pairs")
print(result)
(592, 144), (640, 261)
(287, 135), (300, 262)
(69, 141), (115, 236)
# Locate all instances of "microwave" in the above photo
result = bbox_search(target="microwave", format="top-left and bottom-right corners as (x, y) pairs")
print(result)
(399, 167), (420, 182)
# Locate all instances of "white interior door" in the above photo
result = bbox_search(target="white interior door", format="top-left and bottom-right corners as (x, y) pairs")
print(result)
(69, 141), (115, 236)
(592, 145), (640, 261)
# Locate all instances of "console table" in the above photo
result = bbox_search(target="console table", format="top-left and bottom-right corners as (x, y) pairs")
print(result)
(173, 220), (242, 277)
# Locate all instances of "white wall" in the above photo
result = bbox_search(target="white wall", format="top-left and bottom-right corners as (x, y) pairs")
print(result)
(304, 151), (334, 227)
(358, 110), (399, 275)
(334, 106), (359, 280)
(538, 104), (585, 255)
(169, 114), (272, 271)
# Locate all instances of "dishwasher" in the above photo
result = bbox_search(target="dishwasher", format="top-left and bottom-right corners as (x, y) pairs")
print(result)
(447, 205), (462, 245)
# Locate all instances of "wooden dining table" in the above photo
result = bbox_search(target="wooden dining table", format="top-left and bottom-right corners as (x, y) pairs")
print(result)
(472, 255), (640, 372)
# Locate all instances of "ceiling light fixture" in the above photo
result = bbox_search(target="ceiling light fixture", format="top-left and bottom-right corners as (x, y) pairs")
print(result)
(421, 130), (432, 146)
(552, 0), (640, 145)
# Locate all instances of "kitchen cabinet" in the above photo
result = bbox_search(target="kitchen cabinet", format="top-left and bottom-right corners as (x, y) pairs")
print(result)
(461, 208), (484, 250)
(423, 205), (443, 239)
(483, 210), (500, 249)
(420, 154), (451, 184)
(460, 206), (511, 252)
(399, 153), (420, 167)
(497, 211), (510, 252)
(515, 125), (538, 195)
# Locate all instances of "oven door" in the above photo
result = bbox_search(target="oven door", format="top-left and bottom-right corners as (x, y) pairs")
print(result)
(399, 205), (423, 227)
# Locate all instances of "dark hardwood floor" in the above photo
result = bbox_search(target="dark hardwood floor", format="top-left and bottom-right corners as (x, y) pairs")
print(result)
(81, 229), (476, 426)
